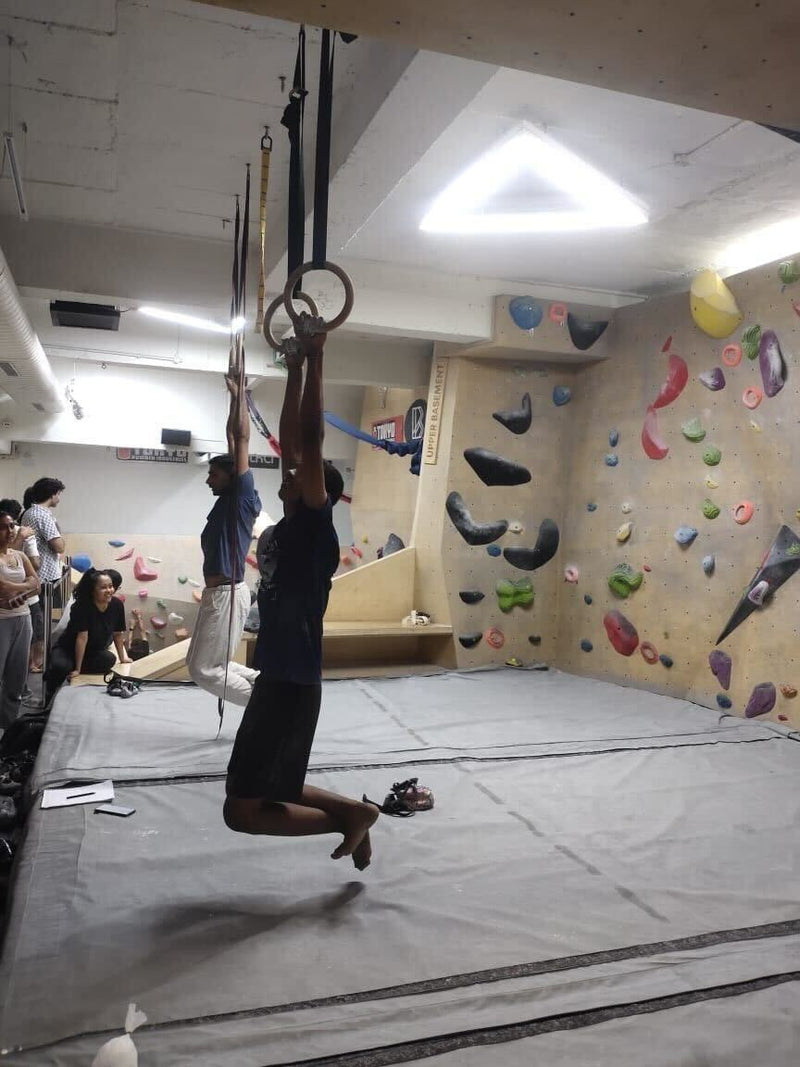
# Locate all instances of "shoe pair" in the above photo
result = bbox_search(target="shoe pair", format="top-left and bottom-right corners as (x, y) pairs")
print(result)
(106, 676), (140, 699)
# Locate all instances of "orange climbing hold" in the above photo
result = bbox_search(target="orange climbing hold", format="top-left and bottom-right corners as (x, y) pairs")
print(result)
(640, 641), (659, 664)
(742, 386), (762, 410)
(733, 500), (755, 525)
(721, 343), (742, 367)
(485, 627), (505, 649)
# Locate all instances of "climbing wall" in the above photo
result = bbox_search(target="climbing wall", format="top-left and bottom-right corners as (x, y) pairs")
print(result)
(414, 357), (578, 667)
(555, 258), (800, 729)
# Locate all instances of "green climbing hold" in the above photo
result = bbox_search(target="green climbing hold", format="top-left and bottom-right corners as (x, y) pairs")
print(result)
(702, 498), (721, 519)
(703, 445), (722, 466)
(741, 324), (761, 360)
(681, 417), (706, 442)
(779, 260), (800, 286)
(607, 563), (644, 598)
(157, 599), (167, 609)
(496, 577), (535, 613)
(177, 576), (188, 584)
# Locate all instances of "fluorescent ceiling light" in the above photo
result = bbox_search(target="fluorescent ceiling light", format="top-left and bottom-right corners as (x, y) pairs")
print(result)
(3, 132), (28, 221)
(420, 123), (647, 235)
(138, 306), (244, 334)
(718, 215), (800, 277)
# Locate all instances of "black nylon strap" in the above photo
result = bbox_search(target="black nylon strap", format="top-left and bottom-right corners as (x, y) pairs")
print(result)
(312, 28), (334, 268)
(281, 25), (306, 294)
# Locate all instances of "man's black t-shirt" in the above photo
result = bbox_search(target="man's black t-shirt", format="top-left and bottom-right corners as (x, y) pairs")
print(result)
(57, 597), (126, 656)
(254, 499), (339, 684)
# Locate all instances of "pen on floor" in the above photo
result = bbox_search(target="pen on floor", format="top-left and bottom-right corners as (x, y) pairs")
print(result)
(66, 791), (96, 800)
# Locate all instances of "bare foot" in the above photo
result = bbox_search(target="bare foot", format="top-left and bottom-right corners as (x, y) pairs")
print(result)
(331, 801), (378, 862)
(352, 829), (372, 871)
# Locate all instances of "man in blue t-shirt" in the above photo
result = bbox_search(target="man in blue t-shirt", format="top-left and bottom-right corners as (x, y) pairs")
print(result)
(186, 371), (261, 706)
(224, 320), (379, 871)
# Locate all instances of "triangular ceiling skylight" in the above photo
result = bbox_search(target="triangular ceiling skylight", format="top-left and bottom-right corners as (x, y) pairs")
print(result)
(420, 123), (648, 235)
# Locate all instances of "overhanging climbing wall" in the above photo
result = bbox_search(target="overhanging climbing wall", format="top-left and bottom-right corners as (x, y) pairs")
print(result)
(555, 258), (800, 730)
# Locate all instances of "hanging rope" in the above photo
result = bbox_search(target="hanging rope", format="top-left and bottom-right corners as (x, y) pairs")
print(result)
(246, 390), (281, 457)
(255, 126), (272, 332)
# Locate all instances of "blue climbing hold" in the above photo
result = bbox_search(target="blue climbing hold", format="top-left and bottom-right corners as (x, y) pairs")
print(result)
(584, 593), (593, 605)
(609, 429), (619, 447)
(509, 296), (543, 331)
(580, 639), (593, 652)
(675, 526), (698, 546)
(487, 545), (502, 557)
(587, 502), (598, 512)
(605, 453), (619, 467)
(716, 694), (732, 709)
(108, 540), (125, 548)
(659, 654), (674, 668)
(553, 386), (572, 407)
(72, 554), (92, 573)
(702, 554), (715, 576)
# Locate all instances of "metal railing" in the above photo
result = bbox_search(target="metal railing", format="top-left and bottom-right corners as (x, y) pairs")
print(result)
(33, 558), (73, 711)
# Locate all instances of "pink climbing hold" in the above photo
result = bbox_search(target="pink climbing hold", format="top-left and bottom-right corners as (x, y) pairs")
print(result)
(641, 406), (669, 460)
(115, 547), (134, 561)
(709, 649), (732, 690)
(640, 641), (659, 664)
(246, 554), (258, 569)
(661, 335), (672, 353)
(603, 609), (639, 656)
(133, 556), (158, 581)
(150, 615), (167, 630)
(652, 354), (688, 409)
(137, 589), (148, 599)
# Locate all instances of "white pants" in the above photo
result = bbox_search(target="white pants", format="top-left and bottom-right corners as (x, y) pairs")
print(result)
(186, 584), (258, 706)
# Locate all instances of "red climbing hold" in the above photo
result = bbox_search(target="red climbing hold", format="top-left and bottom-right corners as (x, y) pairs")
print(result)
(115, 547), (134, 561)
(133, 556), (158, 581)
(653, 353), (689, 409)
(641, 406), (669, 460)
(661, 335), (672, 353)
(603, 610), (639, 656)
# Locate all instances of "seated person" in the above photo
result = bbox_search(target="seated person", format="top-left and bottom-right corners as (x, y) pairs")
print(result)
(45, 568), (131, 698)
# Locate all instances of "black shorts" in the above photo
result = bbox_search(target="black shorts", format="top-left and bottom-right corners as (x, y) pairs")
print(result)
(29, 601), (44, 643)
(226, 675), (322, 802)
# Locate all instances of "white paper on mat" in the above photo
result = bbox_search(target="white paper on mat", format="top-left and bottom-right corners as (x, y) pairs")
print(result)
(41, 780), (114, 809)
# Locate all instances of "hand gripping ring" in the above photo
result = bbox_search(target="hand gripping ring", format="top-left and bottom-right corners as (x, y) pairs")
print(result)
(282, 260), (354, 333)
(263, 291), (319, 352)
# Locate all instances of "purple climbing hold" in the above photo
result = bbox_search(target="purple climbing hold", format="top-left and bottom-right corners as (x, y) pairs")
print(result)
(716, 694), (732, 710)
(745, 682), (777, 718)
(699, 367), (726, 391)
(748, 579), (770, 606)
(758, 329), (787, 398)
(463, 448), (532, 487)
(709, 649), (732, 690)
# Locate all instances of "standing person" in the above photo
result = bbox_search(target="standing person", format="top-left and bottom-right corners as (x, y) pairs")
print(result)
(224, 323), (379, 871)
(0, 506), (39, 727)
(45, 569), (130, 698)
(186, 373), (261, 707)
(20, 478), (65, 586)
(0, 498), (43, 672)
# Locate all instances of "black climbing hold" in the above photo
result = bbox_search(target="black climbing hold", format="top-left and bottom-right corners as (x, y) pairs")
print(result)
(463, 448), (531, 487)
(383, 533), (405, 556)
(503, 519), (560, 571)
(580, 639), (593, 652)
(659, 654), (674, 668)
(528, 634), (542, 646)
(458, 632), (483, 649)
(567, 313), (609, 351)
(492, 392), (532, 435)
(459, 590), (485, 605)
(584, 594), (593, 605)
(446, 492), (509, 546)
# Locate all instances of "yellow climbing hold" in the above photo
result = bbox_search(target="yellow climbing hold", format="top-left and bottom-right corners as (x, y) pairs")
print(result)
(690, 270), (743, 339)
(616, 521), (633, 543)
(705, 475), (719, 489)
(750, 420), (761, 432)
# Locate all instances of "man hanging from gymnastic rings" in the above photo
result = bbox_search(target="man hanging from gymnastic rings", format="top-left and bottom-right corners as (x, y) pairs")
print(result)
(223, 315), (379, 871)
(185, 369), (262, 706)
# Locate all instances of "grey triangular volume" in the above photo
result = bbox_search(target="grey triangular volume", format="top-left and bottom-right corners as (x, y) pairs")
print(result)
(716, 524), (800, 643)
(493, 393), (532, 435)
(759, 123), (800, 146)
(503, 518), (560, 571)
(446, 491), (508, 546)
(463, 448), (531, 487)
(567, 313), (609, 352)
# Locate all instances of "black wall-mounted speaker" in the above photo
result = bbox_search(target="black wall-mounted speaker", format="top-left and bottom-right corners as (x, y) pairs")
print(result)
(50, 300), (120, 331)
(161, 428), (191, 447)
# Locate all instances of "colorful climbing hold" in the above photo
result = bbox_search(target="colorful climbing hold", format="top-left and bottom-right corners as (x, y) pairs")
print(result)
(115, 547), (134, 561)
(567, 314), (608, 351)
(458, 632), (483, 649)
(702, 499), (721, 520)
(703, 554), (716, 576)
(147, 556), (162, 564)
(528, 634), (542, 646)
(71, 554), (92, 573)
(745, 682), (776, 718)
(503, 519), (560, 571)
(721, 344), (742, 368)
(192, 589), (202, 603)
(549, 302), (567, 325)
(496, 577), (534, 612)
(509, 296), (543, 331)
(608, 429), (619, 447)
(674, 525), (699, 546)
(750, 420), (761, 432)
(741, 324), (761, 360)
(505, 657), (524, 668)
(702, 445), (722, 466)
(584, 594), (593, 605)
(659, 654), (674, 668)
(580, 639), (593, 652)
(446, 491), (508, 546)
(175, 627), (190, 641)
(492, 393), (532, 435)
(177, 576), (187, 584)
(607, 563), (643, 598)
(621, 502), (632, 514)
(747, 579), (770, 606)
(168, 612), (184, 623)
(699, 367), (726, 391)
(643, 564), (652, 572)
(463, 448), (532, 487)
(187, 579), (201, 588)
(778, 260), (800, 285)
(640, 642), (659, 664)
(742, 386), (763, 410)
(108, 540), (125, 548)
(485, 627), (505, 649)
(709, 650), (732, 690)
(732, 500), (754, 525)
(641, 406), (668, 460)
(587, 502), (598, 512)
(487, 545), (502, 557)
(137, 590), (148, 599)
(508, 521), (524, 534)
(681, 417), (706, 442)
(661, 335), (672, 352)
(705, 475), (719, 490)
(459, 591), (485, 605)
(616, 522), (633, 543)
(653, 353), (689, 409)
(603, 609), (639, 656)
(605, 453), (619, 467)
(150, 615), (167, 630)
(133, 557), (158, 581)
(716, 694), (732, 710)
(564, 565), (579, 584)
(552, 385), (572, 407)
(758, 329), (787, 397)
(779, 684), (797, 698)
(690, 270), (743, 338)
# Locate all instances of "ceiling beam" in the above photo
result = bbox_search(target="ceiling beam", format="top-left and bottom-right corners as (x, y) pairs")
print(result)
(197, 0), (800, 129)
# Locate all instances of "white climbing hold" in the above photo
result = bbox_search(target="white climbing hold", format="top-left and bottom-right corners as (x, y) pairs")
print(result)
(147, 556), (162, 564)
(508, 521), (524, 534)
(168, 612), (184, 624)
(705, 475), (719, 489)
(187, 578), (201, 587)
(91, 1003), (146, 1067)
(621, 502), (633, 514)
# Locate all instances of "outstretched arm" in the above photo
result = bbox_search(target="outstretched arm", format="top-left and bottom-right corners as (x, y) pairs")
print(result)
(298, 327), (327, 510)
(278, 344), (304, 472)
(224, 373), (251, 476)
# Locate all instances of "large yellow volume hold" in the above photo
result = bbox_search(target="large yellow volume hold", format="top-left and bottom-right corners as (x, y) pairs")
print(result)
(690, 270), (743, 338)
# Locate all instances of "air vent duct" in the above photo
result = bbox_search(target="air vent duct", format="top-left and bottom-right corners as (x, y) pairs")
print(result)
(50, 300), (120, 331)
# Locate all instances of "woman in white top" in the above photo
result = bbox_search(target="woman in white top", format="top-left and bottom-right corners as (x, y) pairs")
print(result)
(0, 506), (40, 727)
(0, 497), (43, 672)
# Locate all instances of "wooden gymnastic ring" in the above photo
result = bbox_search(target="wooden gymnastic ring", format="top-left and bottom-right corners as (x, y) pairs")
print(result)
(282, 260), (354, 332)
(263, 291), (319, 351)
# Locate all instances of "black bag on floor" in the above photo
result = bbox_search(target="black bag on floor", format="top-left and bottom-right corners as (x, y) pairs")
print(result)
(0, 716), (46, 758)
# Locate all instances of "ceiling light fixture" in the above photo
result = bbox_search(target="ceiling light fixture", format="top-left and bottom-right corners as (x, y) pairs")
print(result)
(420, 123), (647, 235)
(718, 215), (800, 278)
(138, 306), (244, 334)
(2, 132), (28, 221)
